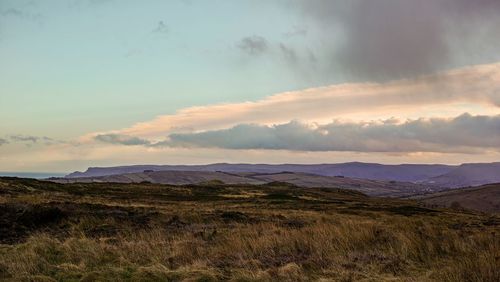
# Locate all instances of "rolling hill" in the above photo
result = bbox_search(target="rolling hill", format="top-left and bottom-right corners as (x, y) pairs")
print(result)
(64, 162), (500, 189)
(417, 183), (500, 213)
(51, 170), (441, 197)
(422, 163), (500, 188)
(65, 162), (455, 182)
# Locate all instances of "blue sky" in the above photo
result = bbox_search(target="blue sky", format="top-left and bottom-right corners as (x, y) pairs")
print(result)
(1, 0), (500, 172)
(1, 0), (332, 138)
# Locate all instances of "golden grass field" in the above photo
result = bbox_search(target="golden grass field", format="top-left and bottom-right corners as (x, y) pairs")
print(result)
(0, 177), (498, 281)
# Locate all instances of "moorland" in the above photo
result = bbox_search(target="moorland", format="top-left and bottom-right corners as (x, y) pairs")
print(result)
(0, 177), (498, 281)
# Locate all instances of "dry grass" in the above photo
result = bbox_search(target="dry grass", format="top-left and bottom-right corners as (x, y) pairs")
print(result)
(0, 177), (498, 281)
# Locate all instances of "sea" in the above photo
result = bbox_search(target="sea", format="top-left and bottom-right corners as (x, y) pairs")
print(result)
(0, 172), (67, 179)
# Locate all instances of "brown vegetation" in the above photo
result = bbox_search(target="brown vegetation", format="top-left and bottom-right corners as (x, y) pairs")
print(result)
(0, 177), (498, 281)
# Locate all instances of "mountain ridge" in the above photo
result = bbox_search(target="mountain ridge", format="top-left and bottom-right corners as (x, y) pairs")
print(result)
(66, 162), (456, 181)
(65, 162), (500, 189)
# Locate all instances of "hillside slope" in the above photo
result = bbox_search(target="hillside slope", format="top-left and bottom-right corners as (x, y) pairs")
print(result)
(417, 183), (500, 213)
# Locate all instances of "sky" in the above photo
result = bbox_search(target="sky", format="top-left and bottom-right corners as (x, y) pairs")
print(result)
(1, 0), (500, 172)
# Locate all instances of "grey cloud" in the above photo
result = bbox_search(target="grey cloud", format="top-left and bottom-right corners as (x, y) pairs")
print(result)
(0, 138), (8, 146)
(94, 134), (151, 146)
(68, 0), (114, 10)
(10, 135), (40, 143)
(237, 36), (268, 56)
(292, 0), (500, 81)
(1, 8), (24, 17)
(161, 113), (500, 153)
(75, 0), (114, 6)
(40, 136), (61, 145)
(236, 35), (318, 80)
(88, 0), (113, 4)
(153, 21), (169, 34)
(238, 36), (316, 71)
(284, 26), (308, 37)
(8, 135), (62, 146)
(124, 48), (142, 58)
(0, 8), (42, 22)
(279, 43), (298, 64)
(277, 43), (320, 81)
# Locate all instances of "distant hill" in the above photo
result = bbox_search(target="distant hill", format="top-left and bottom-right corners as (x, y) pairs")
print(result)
(421, 163), (500, 188)
(417, 183), (500, 213)
(66, 162), (455, 182)
(52, 170), (441, 197)
(65, 162), (500, 188)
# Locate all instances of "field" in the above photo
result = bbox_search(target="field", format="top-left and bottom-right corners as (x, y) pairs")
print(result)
(0, 177), (499, 281)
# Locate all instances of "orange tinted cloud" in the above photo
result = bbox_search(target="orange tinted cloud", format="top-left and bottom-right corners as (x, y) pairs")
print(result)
(103, 62), (500, 139)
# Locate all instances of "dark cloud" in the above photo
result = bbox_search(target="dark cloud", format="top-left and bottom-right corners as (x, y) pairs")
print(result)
(10, 135), (40, 143)
(237, 36), (268, 56)
(0, 138), (8, 146)
(160, 113), (500, 153)
(292, 0), (500, 81)
(94, 134), (151, 146)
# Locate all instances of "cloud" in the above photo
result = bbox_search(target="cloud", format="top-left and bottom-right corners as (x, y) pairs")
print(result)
(236, 36), (315, 76)
(71, 0), (114, 7)
(0, 138), (8, 146)
(284, 25), (308, 38)
(291, 0), (500, 81)
(237, 36), (268, 56)
(153, 21), (169, 34)
(7, 135), (63, 146)
(10, 135), (40, 143)
(100, 62), (500, 139)
(0, 8), (42, 22)
(279, 43), (298, 64)
(87, 0), (114, 4)
(94, 134), (151, 146)
(161, 113), (500, 153)
(1, 8), (24, 17)
(124, 48), (142, 58)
